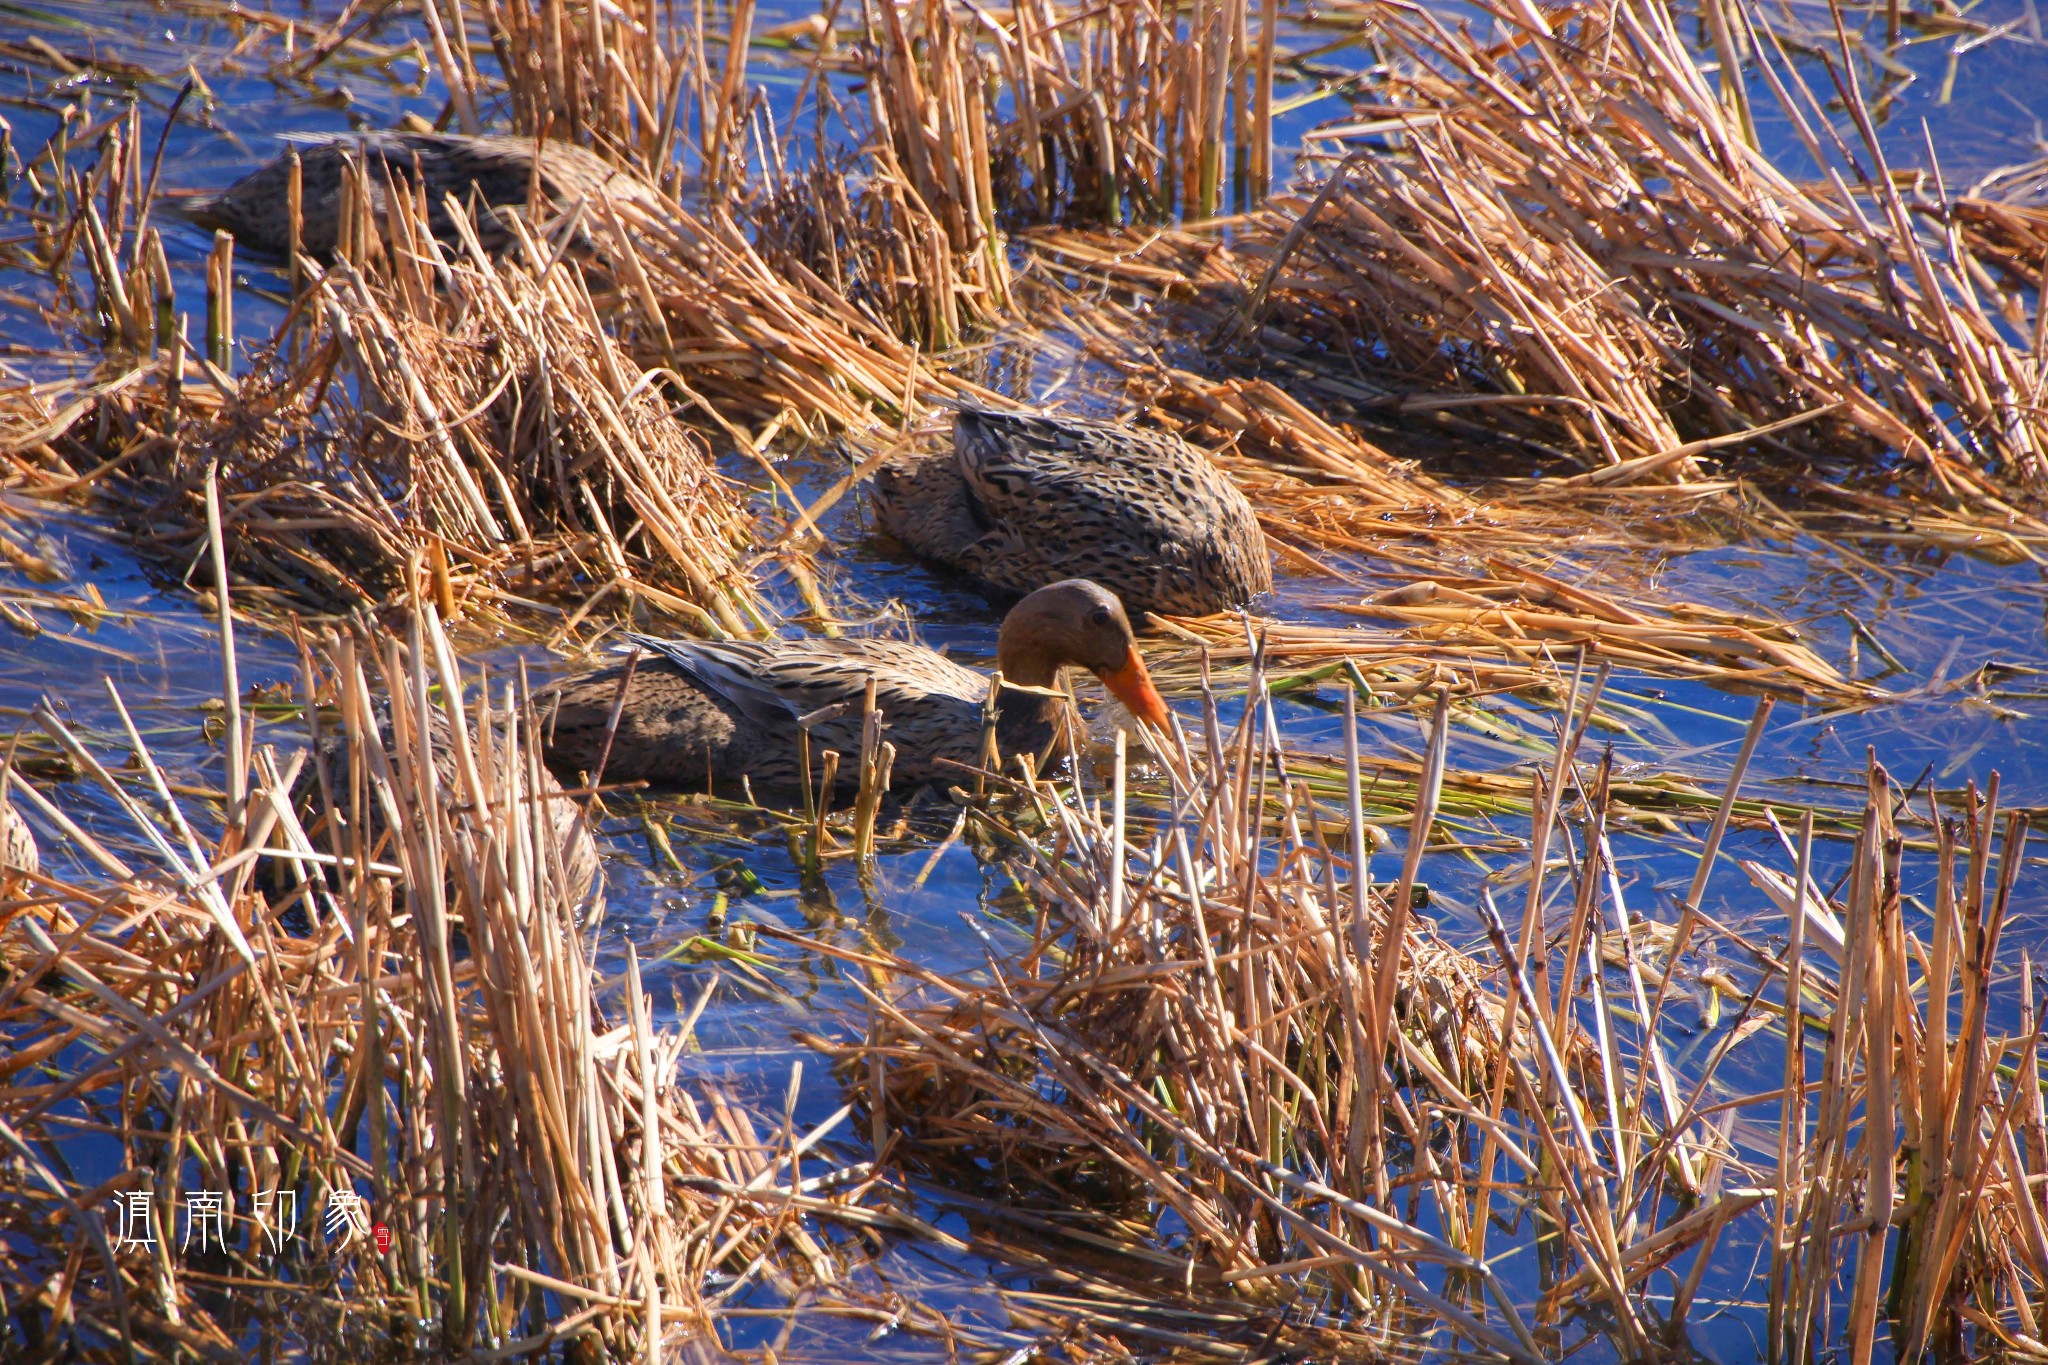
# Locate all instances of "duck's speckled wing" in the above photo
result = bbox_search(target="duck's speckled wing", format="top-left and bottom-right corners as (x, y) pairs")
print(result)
(945, 408), (1273, 615)
(870, 445), (987, 567)
(572, 635), (995, 787)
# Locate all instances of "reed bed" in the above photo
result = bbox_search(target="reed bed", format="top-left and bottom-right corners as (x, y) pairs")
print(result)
(455, 0), (782, 209)
(825, 651), (2044, 1360)
(0, 591), (874, 1358)
(1021, 0), (2048, 518)
(464, 0), (680, 186)
(924, 0), (1277, 223)
(4, 1), (2046, 1360)
(744, 0), (1014, 352)
(16, 136), (763, 631)
(0, 83), (981, 624)
(447, 0), (1020, 357)
(1016, 234), (1811, 575)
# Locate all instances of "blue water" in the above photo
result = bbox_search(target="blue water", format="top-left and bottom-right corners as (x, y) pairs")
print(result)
(1, 0), (2046, 1359)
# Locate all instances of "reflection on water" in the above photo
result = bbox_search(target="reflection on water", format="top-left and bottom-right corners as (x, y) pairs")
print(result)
(1, 0), (2045, 1358)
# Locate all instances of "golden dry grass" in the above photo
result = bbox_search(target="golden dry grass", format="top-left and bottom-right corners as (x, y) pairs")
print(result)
(2, 0), (2046, 1355)
(814, 657), (2044, 1361)
(0, 588), (875, 1358)
(1013, 0), (2048, 533)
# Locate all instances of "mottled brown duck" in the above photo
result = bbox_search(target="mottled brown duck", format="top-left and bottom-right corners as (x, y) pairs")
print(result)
(540, 579), (1170, 791)
(871, 407), (1273, 618)
(1, 796), (36, 877)
(300, 709), (602, 914)
(189, 132), (662, 259)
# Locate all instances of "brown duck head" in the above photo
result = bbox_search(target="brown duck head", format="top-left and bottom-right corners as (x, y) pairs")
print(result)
(995, 580), (1171, 730)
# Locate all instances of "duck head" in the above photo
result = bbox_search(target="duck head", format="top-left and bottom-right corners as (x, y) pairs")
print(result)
(996, 580), (1171, 730)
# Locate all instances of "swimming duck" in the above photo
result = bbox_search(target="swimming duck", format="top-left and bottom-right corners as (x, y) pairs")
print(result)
(871, 407), (1273, 618)
(539, 579), (1170, 791)
(189, 131), (661, 259)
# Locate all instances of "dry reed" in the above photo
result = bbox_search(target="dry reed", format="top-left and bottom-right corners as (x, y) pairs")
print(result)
(460, 0), (1017, 355)
(14, 142), (761, 632)
(1021, 0), (2048, 523)
(0, 594), (870, 1357)
(747, 0), (1014, 350)
(816, 648), (2043, 1358)
(951, 0), (1277, 222)
(1146, 570), (1872, 703)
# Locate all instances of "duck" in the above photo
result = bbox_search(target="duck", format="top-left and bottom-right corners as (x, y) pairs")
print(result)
(538, 579), (1170, 791)
(188, 131), (661, 259)
(1, 795), (36, 877)
(299, 707), (601, 914)
(870, 406), (1273, 618)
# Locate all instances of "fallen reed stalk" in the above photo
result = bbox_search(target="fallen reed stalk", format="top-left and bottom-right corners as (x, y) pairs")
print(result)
(1146, 568), (1873, 703)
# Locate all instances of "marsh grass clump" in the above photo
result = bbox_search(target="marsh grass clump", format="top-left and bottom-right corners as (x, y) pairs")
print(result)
(838, 677), (1577, 1360)
(99, 178), (761, 631)
(459, 0), (1018, 359)
(823, 649), (2047, 1360)
(906, 0), (1278, 224)
(815, 0), (1013, 347)
(1020, 0), (2048, 519)
(0, 599), (866, 1358)
(752, 153), (1009, 355)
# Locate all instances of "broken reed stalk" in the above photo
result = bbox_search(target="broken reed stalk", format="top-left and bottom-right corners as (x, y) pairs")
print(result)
(850, 679), (893, 867)
(828, 644), (2045, 1358)
(204, 231), (232, 374)
(0, 603), (864, 1357)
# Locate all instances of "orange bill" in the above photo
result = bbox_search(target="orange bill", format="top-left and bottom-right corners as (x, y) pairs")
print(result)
(1098, 648), (1171, 730)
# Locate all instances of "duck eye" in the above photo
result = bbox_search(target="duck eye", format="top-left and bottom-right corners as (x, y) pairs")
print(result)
(1088, 606), (1113, 628)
